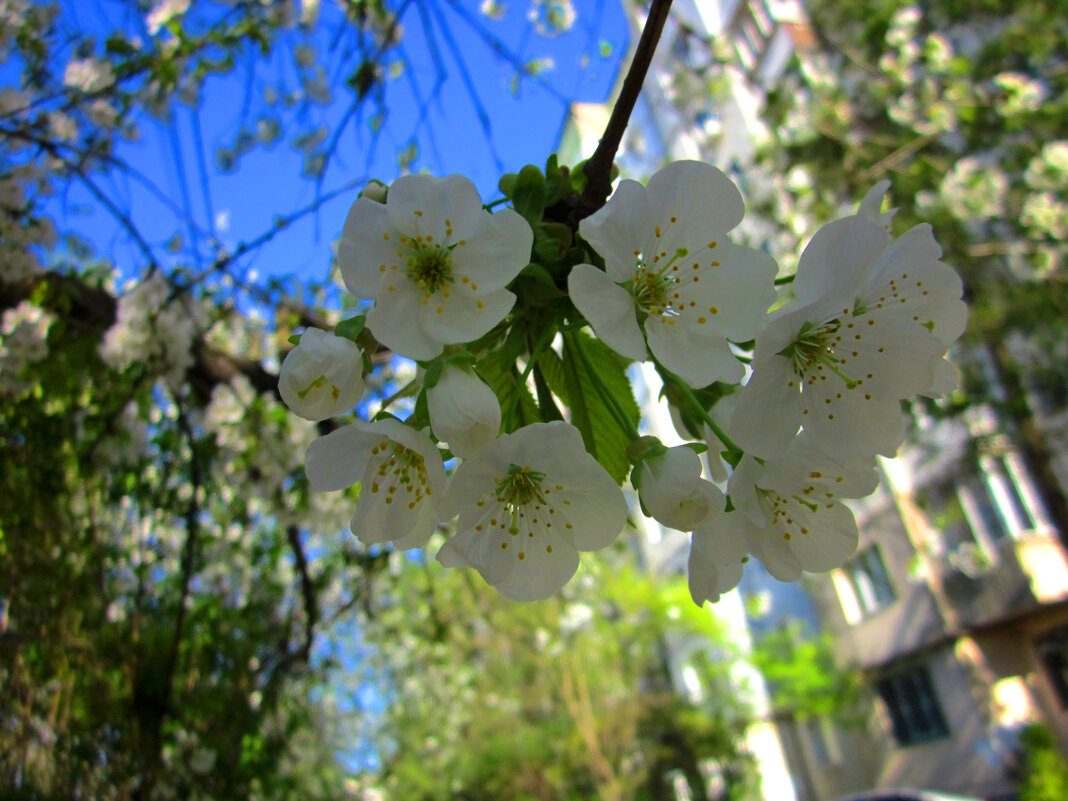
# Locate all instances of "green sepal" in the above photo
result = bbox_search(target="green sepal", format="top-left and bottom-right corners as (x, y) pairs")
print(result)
(423, 360), (444, 389)
(334, 315), (366, 343)
(533, 221), (573, 263)
(544, 153), (567, 206)
(630, 463), (643, 491)
(626, 435), (667, 466)
(512, 164), (547, 227)
(519, 261), (561, 291)
(570, 160), (589, 193)
(683, 442), (709, 455)
(498, 172), (518, 197)
(411, 389), (430, 431)
(287, 333), (302, 345)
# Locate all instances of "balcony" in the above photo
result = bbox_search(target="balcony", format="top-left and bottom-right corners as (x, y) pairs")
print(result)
(934, 532), (1068, 630)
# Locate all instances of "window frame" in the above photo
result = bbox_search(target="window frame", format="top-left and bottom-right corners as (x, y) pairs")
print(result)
(875, 664), (950, 747)
(846, 544), (897, 617)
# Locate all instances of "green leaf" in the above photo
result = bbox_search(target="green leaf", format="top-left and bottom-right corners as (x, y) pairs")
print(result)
(287, 333), (302, 346)
(512, 164), (546, 227)
(532, 365), (564, 422)
(477, 347), (540, 432)
(334, 315), (365, 342)
(558, 332), (640, 484)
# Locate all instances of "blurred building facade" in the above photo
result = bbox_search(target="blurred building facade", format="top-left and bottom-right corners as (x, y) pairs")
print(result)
(560, 1), (1068, 799)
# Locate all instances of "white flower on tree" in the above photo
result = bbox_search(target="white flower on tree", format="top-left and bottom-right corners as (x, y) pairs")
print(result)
(426, 364), (501, 458)
(724, 446), (878, 582)
(338, 173), (533, 361)
(638, 445), (724, 532)
(687, 519), (748, 606)
(437, 422), (627, 601)
(730, 182), (966, 460)
(278, 328), (365, 421)
(569, 160), (777, 387)
(305, 419), (446, 550)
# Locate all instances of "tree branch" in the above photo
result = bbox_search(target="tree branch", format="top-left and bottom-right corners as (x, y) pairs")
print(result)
(581, 0), (674, 211)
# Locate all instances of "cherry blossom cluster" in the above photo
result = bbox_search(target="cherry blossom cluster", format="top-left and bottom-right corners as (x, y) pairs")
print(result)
(281, 160), (965, 604)
(100, 272), (198, 387)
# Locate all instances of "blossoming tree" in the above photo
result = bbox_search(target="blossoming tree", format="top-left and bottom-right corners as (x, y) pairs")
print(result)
(1, 0), (974, 797)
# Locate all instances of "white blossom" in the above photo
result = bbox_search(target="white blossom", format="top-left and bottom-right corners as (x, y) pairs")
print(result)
(63, 58), (115, 93)
(730, 182), (966, 460)
(638, 445), (724, 532)
(99, 273), (197, 386)
(437, 422), (626, 601)
(427, 364), (501, 458)
(0, 300), (54, 394)
(687, 519), (748, 606)
(278, 327), (365, 421)
(722, 445), (878, 583)
(570, 160), (777, 387)
(338, 173), (532, 361)
(305, 419), (445, 550)
(146, 0), (190, 34)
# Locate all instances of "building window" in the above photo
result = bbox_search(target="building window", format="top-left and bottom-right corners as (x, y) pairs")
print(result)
(876, 666), (950, 746)
(847, 545), (896, 615)
(1037, 625), (1068, 708)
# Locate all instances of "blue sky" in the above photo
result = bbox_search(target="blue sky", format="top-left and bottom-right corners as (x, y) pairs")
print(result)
(44, 0), (630, 289)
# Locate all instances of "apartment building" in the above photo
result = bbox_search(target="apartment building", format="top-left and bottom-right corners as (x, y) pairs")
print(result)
(562, 1), (1068, 799)
(775, 398), (1068, 801)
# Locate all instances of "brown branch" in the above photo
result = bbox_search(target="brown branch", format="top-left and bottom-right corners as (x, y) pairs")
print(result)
(285, 525), (320, 666)
(580, 0), (674, 211)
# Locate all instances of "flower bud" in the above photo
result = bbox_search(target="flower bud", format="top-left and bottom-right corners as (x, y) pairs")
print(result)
(639, 445), (724, 532)
(278, 328), (365, 421)
(358, 178), (388, 203)
(427, 364), (501, 458)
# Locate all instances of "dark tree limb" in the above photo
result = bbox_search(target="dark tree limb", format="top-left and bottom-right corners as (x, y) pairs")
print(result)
(580, 0), (674, 212)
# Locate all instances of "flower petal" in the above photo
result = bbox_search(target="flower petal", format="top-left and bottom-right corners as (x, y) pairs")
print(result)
(688, 243), (778, 341)
(338, 199), (399, 299)
(453, 208), (533, 292)
(419, 286), (516, 345)
(579, 179), (650, 281)
(646, 161), (745, 249)
(387, 173), (484, 242)
(569, 264), (646, 362)
(792, 215), (891, 306)
(646, 316), (744, 387)
(305, 423), (381, 491)
(367, 281), (444, 361)
(729, 362), (801, 462)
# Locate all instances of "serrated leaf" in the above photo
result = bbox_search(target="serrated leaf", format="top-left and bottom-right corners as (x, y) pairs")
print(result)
(477, 347), (540, 432)
(559, 331), (640, 484)
(533, 365), (564, 422)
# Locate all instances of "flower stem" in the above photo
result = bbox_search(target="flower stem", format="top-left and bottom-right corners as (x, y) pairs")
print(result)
(580, 0), (674, 211)
(380, 378), (419, 411)
(505, 324), (557, 429)
(568, 332), (641, 444)
(657, 365), (744, 466)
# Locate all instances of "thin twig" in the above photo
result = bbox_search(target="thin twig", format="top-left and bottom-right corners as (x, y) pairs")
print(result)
(581, 0), (674, 211)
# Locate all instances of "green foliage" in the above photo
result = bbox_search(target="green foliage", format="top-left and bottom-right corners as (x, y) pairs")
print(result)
(360, 549), (755, 801)
(749, 625), (862, 724)
(1019, 723), (1068, 801)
